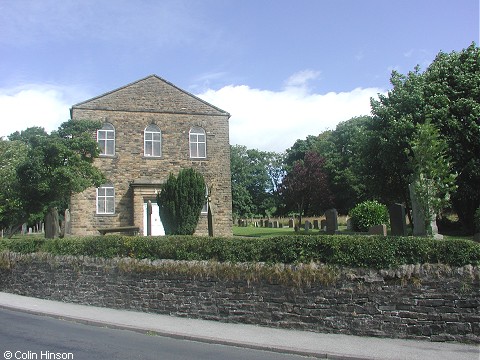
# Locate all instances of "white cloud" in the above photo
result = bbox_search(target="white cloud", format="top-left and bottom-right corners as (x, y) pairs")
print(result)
(0, 78), (384, 154)
(0, 85), (81, 138)
(198, 82), (384, 153)
(284, 69), (321, 90)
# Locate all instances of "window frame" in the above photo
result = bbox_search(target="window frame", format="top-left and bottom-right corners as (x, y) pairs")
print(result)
(189, 126), (206, 159)
(144, 124), (162, 157)
(96, 185), (115, 215)
(97, 123), (115, 156)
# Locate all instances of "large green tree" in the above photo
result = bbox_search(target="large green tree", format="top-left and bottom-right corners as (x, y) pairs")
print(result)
(0, 139), (28, 234)
(316, 116), (371, 213)
(422, 43), (480, 232)
(365, 43), (479, 232)
(6, 120), (106, 237)
(230, 145), (284, 218)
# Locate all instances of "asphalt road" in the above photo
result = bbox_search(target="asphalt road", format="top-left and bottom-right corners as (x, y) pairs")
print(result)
(0, 308), (313, 360)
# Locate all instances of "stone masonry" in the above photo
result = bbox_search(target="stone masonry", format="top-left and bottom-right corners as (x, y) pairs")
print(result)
(69, 75), (232, 236)
(0, 252), (478, 344)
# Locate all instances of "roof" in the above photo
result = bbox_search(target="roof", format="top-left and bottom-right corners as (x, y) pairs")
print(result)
(71, 74), (230, 117)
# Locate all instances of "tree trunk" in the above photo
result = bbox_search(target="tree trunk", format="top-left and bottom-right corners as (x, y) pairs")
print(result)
(45, 207), (60, 239)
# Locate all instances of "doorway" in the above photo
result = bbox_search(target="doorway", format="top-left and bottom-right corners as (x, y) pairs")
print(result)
(143, 201), (165, 236)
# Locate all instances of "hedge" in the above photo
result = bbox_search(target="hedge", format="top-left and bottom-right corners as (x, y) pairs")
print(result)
(1, 235), (479, 269)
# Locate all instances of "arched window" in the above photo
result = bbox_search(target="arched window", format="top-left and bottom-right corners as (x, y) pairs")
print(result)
(189, 126), (206, 159)
(96, 184), (115, 214)
(144, 124), (161, 157)
(97, 123), (115, 156)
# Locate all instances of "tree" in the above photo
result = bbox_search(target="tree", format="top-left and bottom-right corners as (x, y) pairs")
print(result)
(279, 151), (333, 227)
(409, 120), (457, 235)
(7, 120), (106, 238)
(366, 43), (480, 233)
(230, 145), (284, 218)
(422, 43), (480, 233)
(284, 135), (320, 170)
(315, 116), (370, 213)
(0, 139), (28, 234)
(157, 168), (206, 235)
(366, 67), (424, 209)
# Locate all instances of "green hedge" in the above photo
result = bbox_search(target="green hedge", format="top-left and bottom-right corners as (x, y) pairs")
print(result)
(1, 235), (479, 269)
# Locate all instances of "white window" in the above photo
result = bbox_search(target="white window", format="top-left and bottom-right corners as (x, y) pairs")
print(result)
(96, 185), (115, 214)
(144, 124), (161, 157)
(189, 126), (206, 159)
(97, 123), (115, 156)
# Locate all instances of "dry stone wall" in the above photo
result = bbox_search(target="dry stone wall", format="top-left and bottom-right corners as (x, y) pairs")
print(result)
(0, 252), (478, 343)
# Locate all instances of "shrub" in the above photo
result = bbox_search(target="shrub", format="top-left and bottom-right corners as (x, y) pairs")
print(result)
(157, 168), (206, 235)
(1, 234), (479, 269)
(349, 200), (389, 232)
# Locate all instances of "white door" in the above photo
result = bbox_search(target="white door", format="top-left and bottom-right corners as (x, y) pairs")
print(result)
(143, 202), (165, 236)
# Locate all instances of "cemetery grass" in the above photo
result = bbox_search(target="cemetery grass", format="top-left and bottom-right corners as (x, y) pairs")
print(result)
(233, 225), (348, 238)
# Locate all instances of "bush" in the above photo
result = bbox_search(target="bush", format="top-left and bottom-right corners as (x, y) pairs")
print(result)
(157, 168), (206, 235)
(349, 200), (389, 232)
(1, 234), (479, 269)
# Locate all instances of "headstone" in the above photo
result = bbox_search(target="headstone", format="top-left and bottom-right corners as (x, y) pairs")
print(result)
(368, 224), (387, 236)
(304, 220), (311, 231)
(44, 207), (59, 238)
(409, 183), (443, 238)
(474, 233), (480, 243)
(389, 203), (407, 236)
(21, 223), (27, 235)
(409, 183), (426, 236)
(320, 219), (327, 231)
(346, 218), (353, 231)
(273, 220), (279, 228)
(64, 209), (71, 236)
(325, 209), (338, 235)
(313, 219), (319, 229)
(288, 218), (294, 228)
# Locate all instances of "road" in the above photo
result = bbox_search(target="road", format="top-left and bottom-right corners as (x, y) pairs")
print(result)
(0, 308), (313, 360)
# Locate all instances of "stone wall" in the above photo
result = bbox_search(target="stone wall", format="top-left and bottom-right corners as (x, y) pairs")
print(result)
(0, 252), (478, 343)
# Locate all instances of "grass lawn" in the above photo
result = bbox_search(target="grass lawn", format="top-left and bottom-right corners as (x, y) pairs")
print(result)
(232, 225), (349, 238)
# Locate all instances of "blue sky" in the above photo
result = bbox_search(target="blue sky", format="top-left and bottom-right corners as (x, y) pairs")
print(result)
(0, 0), (478, 151)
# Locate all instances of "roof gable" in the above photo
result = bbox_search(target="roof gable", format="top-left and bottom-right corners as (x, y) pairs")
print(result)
(71, 75), (229, 116)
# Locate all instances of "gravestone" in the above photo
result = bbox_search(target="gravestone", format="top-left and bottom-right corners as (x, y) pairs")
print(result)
(389, 203), (406, 236)
(64, 208), (72, 236)
(44, 207), (59, 239)
(273, 220), (279, 228)
(346, 218), (353, 231)
(288, 218), (294, 228)
(320, 219), (327, 231)
(313, 219), (319, 229)
(368, 224), (387, 236)
(304, 220), (311, 231)
(409, 183), (426, 236)
(325, 209), (338, 235)
(409, 183), (443, 239)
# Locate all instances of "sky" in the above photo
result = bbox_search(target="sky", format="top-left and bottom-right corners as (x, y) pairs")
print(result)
(0, 0), (478, 152)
